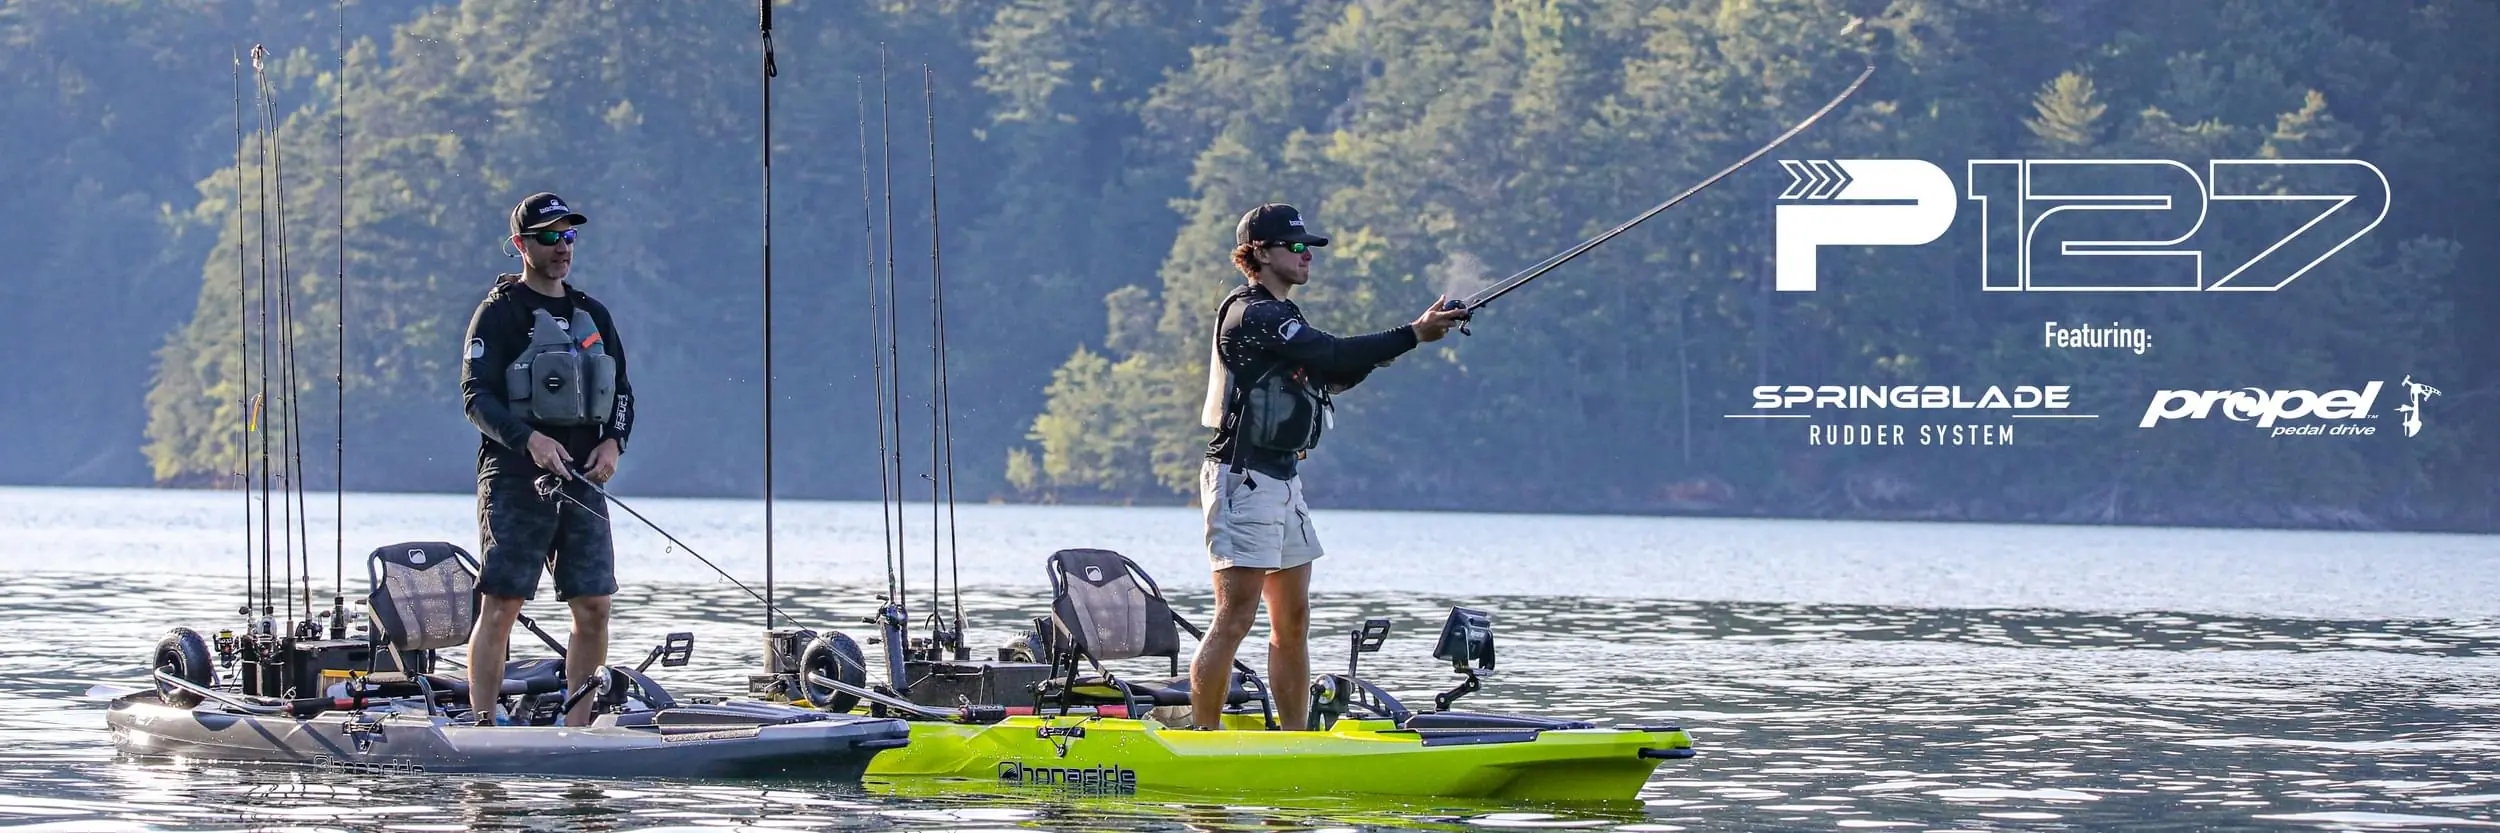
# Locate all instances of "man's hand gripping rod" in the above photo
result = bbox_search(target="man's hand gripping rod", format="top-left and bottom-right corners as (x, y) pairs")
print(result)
(1435, 61), (1877, 334)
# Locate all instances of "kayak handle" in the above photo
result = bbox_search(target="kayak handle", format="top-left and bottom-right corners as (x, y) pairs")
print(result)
(1638, 747), (1696, 760)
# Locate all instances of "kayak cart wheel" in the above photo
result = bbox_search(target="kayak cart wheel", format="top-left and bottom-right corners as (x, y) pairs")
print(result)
(799, 631), (867, 714)
(152, 627), (215, 708)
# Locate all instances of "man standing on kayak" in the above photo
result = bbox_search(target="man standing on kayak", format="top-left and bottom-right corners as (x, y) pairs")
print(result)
(1193, 203), (1467, 730)
(459, 192), (635, 727)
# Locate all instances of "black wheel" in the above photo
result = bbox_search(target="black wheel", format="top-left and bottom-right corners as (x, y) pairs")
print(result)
(797, 631), (867, 714)
(997, 627), (1048, 664)
(152, 628), (215, 708)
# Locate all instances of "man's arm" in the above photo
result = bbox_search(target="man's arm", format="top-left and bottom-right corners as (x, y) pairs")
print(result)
(460, 296), (537, 452)
(588, 299), (634, 453)
(1243, 301), (1418, 378)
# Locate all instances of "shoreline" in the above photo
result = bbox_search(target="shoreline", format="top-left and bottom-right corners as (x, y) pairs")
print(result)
(7, 481), (2490, 537)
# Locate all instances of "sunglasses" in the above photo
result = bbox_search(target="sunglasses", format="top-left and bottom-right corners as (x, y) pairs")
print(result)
(518, 228), (578, 246)
(1266, 241), (1308, 254)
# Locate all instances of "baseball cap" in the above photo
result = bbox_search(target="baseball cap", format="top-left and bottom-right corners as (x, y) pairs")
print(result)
(1235, 203), (1328, 247)
(511, 192), (589, 235)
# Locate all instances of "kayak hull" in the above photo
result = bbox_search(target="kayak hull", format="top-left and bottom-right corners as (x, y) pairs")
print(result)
(105, 691), (911, 780)
(863, 713), (1692, 802)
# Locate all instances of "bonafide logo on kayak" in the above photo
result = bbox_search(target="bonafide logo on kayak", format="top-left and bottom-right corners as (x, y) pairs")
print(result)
(1771, 158), (2388, 294)
(1732, 384), (2094, 447)
(308, 754), (426, 775)
(2138, 376), (2437, 438)
(997, 760), (1139, 793)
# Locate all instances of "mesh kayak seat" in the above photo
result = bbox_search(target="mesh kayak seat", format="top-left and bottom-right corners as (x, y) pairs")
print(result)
(1032, 548), (1275, 728)
(360, 542), (570, 710)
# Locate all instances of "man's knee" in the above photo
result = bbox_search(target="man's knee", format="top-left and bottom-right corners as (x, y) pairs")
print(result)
(476, 594), (526, 627)
(567, 594), (612, 624)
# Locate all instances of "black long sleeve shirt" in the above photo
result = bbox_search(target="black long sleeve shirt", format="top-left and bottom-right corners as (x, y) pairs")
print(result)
(1205, 282), (1418, 480)
(460, 276), (634, 475)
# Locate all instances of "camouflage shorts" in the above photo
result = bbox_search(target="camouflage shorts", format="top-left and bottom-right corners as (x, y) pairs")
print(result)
(475, 466), (617, 602)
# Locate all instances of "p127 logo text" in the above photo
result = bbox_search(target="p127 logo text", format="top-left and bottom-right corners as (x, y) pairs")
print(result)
(1773, 159), (2387, 293)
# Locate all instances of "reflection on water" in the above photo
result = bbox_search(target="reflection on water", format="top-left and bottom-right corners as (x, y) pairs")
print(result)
(4, 567), (2497, 831)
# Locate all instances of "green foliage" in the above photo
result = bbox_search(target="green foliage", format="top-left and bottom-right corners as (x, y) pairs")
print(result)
(0, 0), (2489, 531)
(1003, 0), (2494, 530)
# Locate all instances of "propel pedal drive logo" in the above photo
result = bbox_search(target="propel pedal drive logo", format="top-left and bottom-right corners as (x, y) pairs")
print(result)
(1773, 158), (2387, 293)
(2137, 376), (2435, 438)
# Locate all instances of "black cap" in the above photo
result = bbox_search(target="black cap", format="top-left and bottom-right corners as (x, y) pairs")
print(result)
(510, 192), (589, 235)
(1235, 203), (1328, 247)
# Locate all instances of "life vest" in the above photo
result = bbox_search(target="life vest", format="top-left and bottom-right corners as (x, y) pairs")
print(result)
(1199, 292), (1331, 459)
(504, 305), (616, 428)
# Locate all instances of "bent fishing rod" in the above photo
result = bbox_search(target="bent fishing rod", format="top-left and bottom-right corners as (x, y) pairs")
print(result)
(1438, 60), (1877, 335)
(533, 468), (801, 628)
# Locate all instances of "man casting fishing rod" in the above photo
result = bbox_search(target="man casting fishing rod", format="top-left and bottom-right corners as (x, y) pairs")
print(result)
(1194, 203), (1468, 731)
(459, 192), (635, 727)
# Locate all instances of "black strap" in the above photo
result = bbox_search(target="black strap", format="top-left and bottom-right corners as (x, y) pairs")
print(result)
(1211, 292), (1249, 474)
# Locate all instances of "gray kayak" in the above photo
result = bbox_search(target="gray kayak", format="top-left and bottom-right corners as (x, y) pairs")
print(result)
(104, 690), (910, 779)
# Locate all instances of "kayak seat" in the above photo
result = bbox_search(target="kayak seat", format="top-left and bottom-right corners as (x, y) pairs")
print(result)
(366, 542), (484, 658)
(1039, 670), (1262, 708)
(1038, 549), (1280, 728)
(1044, 548), (1184, 668)
(360, 541), (570, 717)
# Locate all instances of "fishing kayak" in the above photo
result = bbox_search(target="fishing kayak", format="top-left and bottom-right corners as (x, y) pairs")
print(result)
(103, 541), (911, 781)
(106, 687), (911, 779)
(746, 548), (1698, 803)
(863, 710), (1692, 802)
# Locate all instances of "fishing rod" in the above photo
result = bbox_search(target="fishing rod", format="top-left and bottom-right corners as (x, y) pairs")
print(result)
(758, 0), (778, 633)
(532, 469), (804, 630)
(1436, 60), (1878, 334)
(923, 64), (964, 660)
(330, 0), (348, 640)
(250, 44), (275, 639)
(858, 78), (898, 615)
(232, 49), (255, 629)
(263, 44), (315, 637)
(874, 44), (910, 694)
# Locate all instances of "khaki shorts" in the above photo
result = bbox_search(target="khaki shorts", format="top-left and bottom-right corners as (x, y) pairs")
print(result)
(1201, 459), (1323, 572)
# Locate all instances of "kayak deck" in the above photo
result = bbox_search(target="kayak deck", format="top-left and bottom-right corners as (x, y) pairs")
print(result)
(863, 712), (1693, 802)
(107, 691), (912, 779)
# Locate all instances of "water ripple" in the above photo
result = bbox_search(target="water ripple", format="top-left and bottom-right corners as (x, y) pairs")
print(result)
(0, 488), (2494, 830)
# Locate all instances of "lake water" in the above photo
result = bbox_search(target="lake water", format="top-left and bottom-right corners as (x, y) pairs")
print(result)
(1, 485), (2495, 831)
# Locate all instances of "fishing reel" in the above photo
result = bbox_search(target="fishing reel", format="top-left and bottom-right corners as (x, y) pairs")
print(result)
(1437, 299), (1475, 337)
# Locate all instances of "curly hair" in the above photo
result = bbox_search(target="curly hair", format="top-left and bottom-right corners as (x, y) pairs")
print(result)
(1230, 241), (1264, 277)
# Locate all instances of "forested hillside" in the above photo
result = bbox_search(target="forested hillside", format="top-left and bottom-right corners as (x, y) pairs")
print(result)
(3, 0), (2491, 531)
